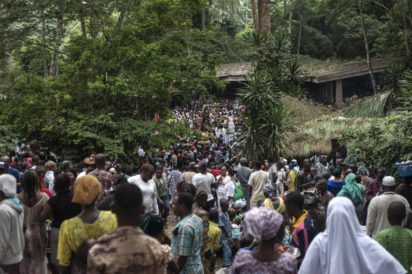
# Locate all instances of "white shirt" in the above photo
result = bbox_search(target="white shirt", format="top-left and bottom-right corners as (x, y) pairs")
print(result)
(366, 192), (410, 237)
(128, 175), (159, 215)
(192, 172), (215, 201)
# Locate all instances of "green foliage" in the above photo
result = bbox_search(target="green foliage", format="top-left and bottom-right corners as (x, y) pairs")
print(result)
(343, 93), (389, 118)
(340, 113), (412, 173)
(0, 126), (17, 155)
(0, 0), (219, 160)
(238, 30), (299, 160)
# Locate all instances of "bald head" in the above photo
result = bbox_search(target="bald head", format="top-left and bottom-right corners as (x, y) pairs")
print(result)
(387, 201), (406, 226)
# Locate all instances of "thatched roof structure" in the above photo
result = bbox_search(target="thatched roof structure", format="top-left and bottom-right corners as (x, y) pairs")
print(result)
(216, 58), (392, 83)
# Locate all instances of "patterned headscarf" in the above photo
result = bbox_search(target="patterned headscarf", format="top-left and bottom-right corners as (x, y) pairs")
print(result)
(341, 173), (364, 206)
(241, 207), (284, 242)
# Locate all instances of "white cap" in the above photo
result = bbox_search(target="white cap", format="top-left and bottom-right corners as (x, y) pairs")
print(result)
(0, 174), (17, 198)
(382, 176), (396, 187)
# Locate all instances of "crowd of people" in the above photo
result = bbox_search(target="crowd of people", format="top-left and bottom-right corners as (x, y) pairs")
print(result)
(0, 102), (411, 274)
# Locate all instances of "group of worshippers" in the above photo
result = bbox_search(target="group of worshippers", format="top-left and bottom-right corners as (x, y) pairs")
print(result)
(1, 147), (411, 274)
(172, 101), (242, 146)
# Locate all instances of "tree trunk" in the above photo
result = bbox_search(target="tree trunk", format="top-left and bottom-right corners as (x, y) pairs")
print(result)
(297, 15), (302, 56)
(79, 9), (87, 39)
(258, 0), (271, 34)
(40, 8), (48, 78)
(201, 8), (207, 31)
(251, 0), (259, 31)
(53, 0), (65, 76)
(359, 0), (377, 94)
(402, 15), (410, 58)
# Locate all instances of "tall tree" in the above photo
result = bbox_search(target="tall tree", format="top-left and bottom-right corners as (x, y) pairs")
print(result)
(359, 0), (377, 94)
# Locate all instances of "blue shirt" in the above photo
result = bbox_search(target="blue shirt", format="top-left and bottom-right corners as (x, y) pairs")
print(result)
(7, 167), (21, 182)
(219, 211), (232, 241)
(327, 180), (345, 196)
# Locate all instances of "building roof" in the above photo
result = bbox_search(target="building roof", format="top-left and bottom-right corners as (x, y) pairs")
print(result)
(216, 58), (392, 83)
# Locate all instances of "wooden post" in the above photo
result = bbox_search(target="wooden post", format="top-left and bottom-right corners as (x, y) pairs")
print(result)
(335, 79), (343, 106)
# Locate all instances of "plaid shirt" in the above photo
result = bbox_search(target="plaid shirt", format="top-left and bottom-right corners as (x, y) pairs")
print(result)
(171, 214), (203, 274)
(89, 169), (113, 194)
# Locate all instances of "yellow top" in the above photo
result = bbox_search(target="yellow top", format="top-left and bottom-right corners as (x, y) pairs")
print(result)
(206, 221), (222, 254)
(292, 210), (309, 228)
(286, 170), (297, 191)
(57, 211), (117, 266)
(263, 198), (274, 209)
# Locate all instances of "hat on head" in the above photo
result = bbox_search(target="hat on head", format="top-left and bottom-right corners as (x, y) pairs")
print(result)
(382, 176), (396, 187)
(0, 174), (17, 198)
(241, 207), (284, 243)
(72, 175), (102, 205)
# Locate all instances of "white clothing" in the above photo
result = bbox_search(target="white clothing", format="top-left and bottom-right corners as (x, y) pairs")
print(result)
(138, 148), (145, 157)
(0, 199), (24, 265)
(366, 193), (410, 237)
(45, 170), (55, 193)
(76, 170), (87, 179)
(128, 175), (159, 215)
(216, 179), (235, 208)
(192, 173), (215, 201)
(267, 164), (277, 185)
(299, 197), (406, 274)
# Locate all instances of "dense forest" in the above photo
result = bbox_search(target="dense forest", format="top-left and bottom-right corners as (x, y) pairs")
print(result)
(0, 0), (411, 163)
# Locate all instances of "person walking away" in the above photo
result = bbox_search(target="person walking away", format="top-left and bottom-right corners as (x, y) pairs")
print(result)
(128, 164), (159, 215)
(153, 166), (170, 221)
(0, 155), (21, 182)
(299, 197), (406, 274)
(0, 174), (24, 274)
(316, 179), (334, 210)
(236, 158), (251, 207)
(326, 168), (345, 196)
(89, 154), (113, 196)
(18, 170), (49, 274)
(182, 164), (196, 185)
(396, 176), (412, 209)
(168, 160), (184, 203)
(97, 173), (128, 211)
(231, 207), (297, 274)
(40, 174), (82, 274)
(192, 162), (216, 211)
(88, 183), (172, 274)
(285, 164), (298, 192)
(337, 173), (365, 222)
(276, 160), (287, 197)
(171, 193), (204, 274)
(375, 201), (412, 274)
(285, 191), (318, 266)
(205, 209), (222, 274)
(57, 175), (117, 274)
(248, 161), (269, 208)
(219, 199), (233, 268)
(267, 157), (278, 195)
(365, 167), (385, 199)
(44, 160), (56, 193)
(366, 176), (410, 237)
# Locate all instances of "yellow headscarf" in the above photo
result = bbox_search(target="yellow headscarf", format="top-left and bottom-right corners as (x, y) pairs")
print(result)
(72, 175), (102, 205)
